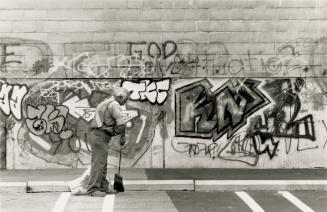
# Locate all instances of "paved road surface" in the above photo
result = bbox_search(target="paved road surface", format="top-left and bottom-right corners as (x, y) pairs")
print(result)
(1, 190), (326, 212)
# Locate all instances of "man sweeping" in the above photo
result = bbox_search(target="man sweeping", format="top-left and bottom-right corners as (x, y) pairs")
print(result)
(86, 87), (130, 197)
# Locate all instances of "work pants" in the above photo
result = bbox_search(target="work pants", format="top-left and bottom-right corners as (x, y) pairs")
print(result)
(87, 128), (111, 193)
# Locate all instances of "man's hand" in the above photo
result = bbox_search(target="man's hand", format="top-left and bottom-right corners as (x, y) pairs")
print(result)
(120, 136), (126, 146)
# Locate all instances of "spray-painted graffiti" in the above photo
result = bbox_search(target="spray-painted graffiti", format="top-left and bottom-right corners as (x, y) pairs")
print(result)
(172, 130), (279, 166)
(51, 51), (155, 79)
(173, 78), (324, 166)
(121, 79), (170, 105)
(218, 132), (259, 166)
(25, 104), (73, 139)
(49, 80), (117, 93)
(5, 76), (327, 168)
(127, 40), (199, 78)
(126, 40), (311, 78)
(0, 82), (28, 120)
(62, 96), (96, 122)
(129, 41), (177, 60)
(10, 38), (314, 80)
(251, 131), (279, 159)
(175, 78), (270, 141)
(0, 37), (52, 74)
(40, 80), (120, 103)
(173, 77), (322, 166)
(2, 37), (327, 79)
(12, 79), (159, 167)
(50, 52), (112, 78)
(171, 140), (223, 159)
(248, 78), (315, 141)
(206, 48), (308, 77)
(2, 35), (327, 169)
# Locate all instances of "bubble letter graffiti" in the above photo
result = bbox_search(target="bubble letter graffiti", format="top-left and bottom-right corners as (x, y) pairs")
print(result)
(26, 104), (73, 139)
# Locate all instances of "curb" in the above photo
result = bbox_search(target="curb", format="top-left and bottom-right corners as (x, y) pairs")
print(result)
(27, 181), (70, 193)
(195, 180), (327, 191)
(0, 182), (27, 193)
(25, 180), (194, 192)
(1, 180), (327, 193)
(124, 180), (194, 191)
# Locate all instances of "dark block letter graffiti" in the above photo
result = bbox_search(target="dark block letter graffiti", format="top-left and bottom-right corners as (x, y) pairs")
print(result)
(176, 79), (270, 141)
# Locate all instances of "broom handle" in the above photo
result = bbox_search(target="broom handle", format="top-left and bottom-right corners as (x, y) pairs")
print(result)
(118, 144), (122, 174)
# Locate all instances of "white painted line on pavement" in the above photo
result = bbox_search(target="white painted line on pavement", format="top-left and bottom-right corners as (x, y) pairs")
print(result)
(27, 180), (193, 186)
(102, 195), (115, 212)
(51, 192), (71, 212)
(124, 180), (194, 191)
(196, 180), (327, 185)
(0, 182), (27, 187)
(124, 180), (193, 185)
(278, 191), (315, 212)
(235, 191), (265, 212)
(28, 181), (68, 186)
(23, 180), (327, 186)
(0, 182), (27, 192)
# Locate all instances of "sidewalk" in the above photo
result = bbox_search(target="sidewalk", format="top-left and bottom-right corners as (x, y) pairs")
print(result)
(1, 168), (326, 192)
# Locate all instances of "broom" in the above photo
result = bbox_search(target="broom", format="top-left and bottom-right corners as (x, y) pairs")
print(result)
(113, 143), (124, 192)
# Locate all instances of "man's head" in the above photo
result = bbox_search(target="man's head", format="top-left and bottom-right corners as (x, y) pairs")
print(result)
(113, 87), (131, 105)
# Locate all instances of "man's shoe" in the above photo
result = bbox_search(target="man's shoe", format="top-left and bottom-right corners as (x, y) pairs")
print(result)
(89, 190), (106, 197)
(106, 190), (118, 194)
(105, 187), (118, 194)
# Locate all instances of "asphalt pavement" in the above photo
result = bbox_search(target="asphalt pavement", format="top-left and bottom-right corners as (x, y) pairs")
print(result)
(1, 168), (327, 192)
(1, 190), (327, 212)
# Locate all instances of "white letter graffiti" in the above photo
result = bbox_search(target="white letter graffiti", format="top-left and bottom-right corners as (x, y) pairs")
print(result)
(0, 83), (27, 120)
(122, 79), (170, 105)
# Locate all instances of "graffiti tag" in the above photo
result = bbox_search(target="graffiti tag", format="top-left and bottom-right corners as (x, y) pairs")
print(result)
(122, 79), (170, 105)
(26, 104), (73, 139)
(0, 82), (27, 120)
(175, 79), (270, 141)
(62, 96), (96, 122)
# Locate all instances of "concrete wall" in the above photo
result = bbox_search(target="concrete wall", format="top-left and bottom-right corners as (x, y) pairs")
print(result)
(1, 0), (327, 169)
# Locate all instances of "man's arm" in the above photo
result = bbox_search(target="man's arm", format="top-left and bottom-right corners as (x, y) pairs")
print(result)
(110, 102), (127, 145)
(116, 124), (126, 145)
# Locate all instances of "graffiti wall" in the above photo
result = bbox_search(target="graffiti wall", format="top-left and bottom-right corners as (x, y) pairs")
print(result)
(171, 77), (326, 168)
(1, 37), (327, 169)
(1, 0), (327, 169)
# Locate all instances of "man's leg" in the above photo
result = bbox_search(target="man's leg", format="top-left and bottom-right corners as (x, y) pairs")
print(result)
(87, 129), (109, 195)
(100, 160), (110, 192)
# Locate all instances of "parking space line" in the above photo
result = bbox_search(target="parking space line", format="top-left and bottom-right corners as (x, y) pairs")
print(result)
(102, 194), (115, 212)
(235, 191), (265, 212)
(278, 191), (315, 212)
(51, 192), (71, 212)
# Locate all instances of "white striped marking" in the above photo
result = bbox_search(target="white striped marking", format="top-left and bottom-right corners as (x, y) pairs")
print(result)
(235, 191), (265, 212)
(51, 192), (71, 212)
(102, 195), (115, 212)
(124, 180), (193, 185)
(196, 180), (327, 185)
(0, 182), (27, 187)
(278, 191), (315, 212)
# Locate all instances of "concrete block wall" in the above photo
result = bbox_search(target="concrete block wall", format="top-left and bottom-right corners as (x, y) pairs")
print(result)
(0, 0), (327, 169)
